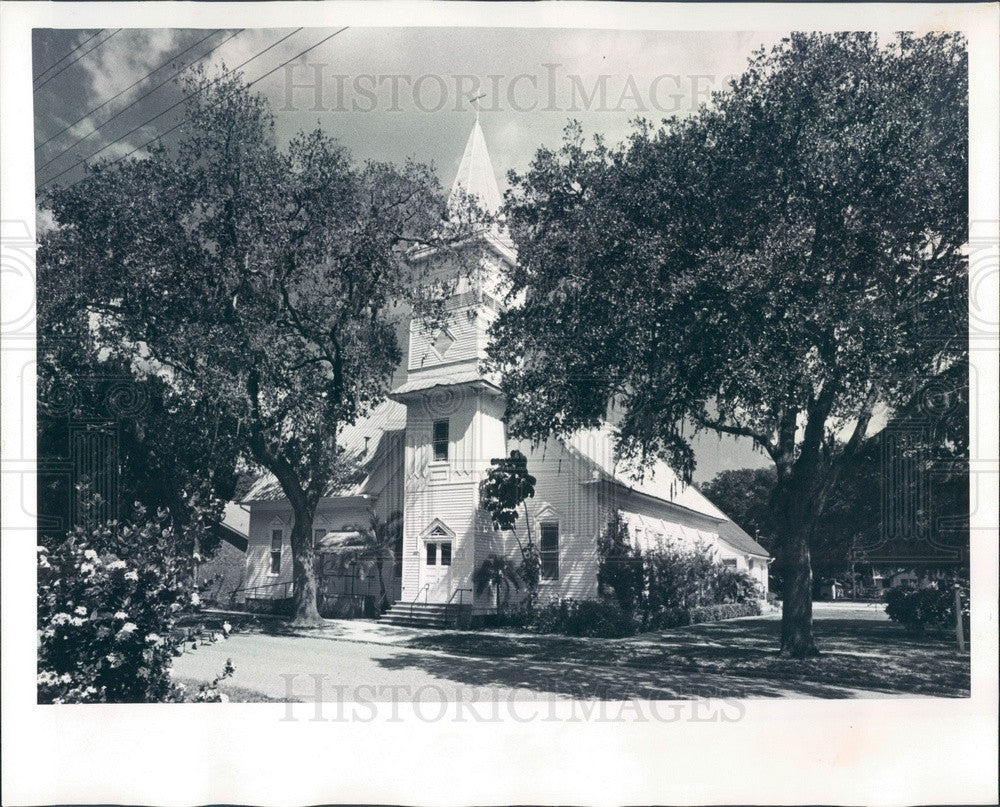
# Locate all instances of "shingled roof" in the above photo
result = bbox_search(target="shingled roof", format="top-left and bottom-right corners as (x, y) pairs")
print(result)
(564, 424), (770, 557)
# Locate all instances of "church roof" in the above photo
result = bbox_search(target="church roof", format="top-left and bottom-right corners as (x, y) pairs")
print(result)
(243, 399), (407, 503)
(389, 370), (501, 398)
(563, 424), (770, 557)
(449, 117), (504, 216)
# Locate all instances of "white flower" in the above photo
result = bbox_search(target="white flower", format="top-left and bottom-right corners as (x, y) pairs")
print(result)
(190, 592), (201, 606)
(74, 606), (87, 617)
(114, 611), (128, 620)
(218, 693), (230, 703)
(79, 563), (95, 576)
(106, 560), (127, 571)
(50, 612), (72, 626)
(116, 622), (138, 640)
(124, 571), (139, 582)
(145, 633), (162, 645)
(37, 546), (48, 554)
(83, 549), (98, 561)
(222, 621), (232, 635)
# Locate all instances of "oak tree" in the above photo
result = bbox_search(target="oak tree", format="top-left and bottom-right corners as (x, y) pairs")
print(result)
(489, 33), (967, 656)
(39, 69), (472, 625)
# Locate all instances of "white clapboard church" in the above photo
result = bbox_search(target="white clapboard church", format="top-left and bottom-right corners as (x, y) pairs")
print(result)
(239, 117), (770, 624)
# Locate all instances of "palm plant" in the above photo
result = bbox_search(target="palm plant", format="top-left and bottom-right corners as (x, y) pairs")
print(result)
(345, 510), (402, 613)
(473, 554), (522, 613)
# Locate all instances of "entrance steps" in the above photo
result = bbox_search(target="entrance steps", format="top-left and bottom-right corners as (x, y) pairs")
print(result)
(380, 601), (471, 629)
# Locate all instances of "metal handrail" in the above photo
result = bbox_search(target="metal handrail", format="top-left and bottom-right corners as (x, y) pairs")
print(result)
(231, 579), (293, 601)
(409, 583), (430, 621)
(446, 587), (473, 608)
(444, 587), (473, 627)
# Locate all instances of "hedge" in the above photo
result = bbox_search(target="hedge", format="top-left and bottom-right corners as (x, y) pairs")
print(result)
(492, 598), (763, 638)
(647, 600), (762, 631)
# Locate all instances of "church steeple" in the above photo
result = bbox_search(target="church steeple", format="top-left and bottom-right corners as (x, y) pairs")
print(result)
(448, 117), (503, 216)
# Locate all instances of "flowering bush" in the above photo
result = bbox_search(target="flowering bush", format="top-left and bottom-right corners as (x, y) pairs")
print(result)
(189, 658), (236, 703)
(37, 505), (214, 703)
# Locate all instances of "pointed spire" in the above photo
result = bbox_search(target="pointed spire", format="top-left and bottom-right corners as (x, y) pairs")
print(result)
(449, 117), (503, 217)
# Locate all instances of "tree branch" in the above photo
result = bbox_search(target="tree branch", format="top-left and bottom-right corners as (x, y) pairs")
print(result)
(691, 411), (777, 458)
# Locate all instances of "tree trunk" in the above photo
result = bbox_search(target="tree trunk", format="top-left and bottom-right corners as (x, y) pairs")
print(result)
(288, 498), (323, 627)
(375, 555), (388, 613)
(778, 523), (818, 657)
(771, 453), (823, 658)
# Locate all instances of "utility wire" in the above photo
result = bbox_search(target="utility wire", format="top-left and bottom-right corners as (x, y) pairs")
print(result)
(113, 27), (350, 167)
(40, 28), (307, 188)
(36, 29), (225, 153)
(33, 29), (104, 85)
(36, 29), (244, 172)
(34, 29), (122, 92)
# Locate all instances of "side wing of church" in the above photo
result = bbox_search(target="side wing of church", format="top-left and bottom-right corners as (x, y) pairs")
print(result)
(239, 118), (770, 621)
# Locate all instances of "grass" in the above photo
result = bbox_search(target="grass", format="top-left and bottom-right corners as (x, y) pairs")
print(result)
(173, 677), (294, 703)
(396, 612), (970, 698)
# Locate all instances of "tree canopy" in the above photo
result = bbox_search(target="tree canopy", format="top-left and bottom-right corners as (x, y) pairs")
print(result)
(488, 32), (967, 655)
(38, 68), (475, 624)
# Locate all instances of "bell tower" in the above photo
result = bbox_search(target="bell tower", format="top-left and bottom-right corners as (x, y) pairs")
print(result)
(388, 116), (514, 608)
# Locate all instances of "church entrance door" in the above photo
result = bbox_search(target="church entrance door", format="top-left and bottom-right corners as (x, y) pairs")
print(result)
(420, 538), (453, 602)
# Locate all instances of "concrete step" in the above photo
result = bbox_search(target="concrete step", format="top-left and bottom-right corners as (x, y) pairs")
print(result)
(379, 601), (473, 628)
(380, 615), (452, 629)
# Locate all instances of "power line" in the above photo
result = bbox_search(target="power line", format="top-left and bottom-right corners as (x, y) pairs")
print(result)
(40, 28), (306, 188)
(33, 30), (105, 85)
(36, 29), (225, 153)
(36, 29), (244, 173)
(47, 27), (351, 196)
(34, 29), (122, 92)
(112, 27), (351, 168)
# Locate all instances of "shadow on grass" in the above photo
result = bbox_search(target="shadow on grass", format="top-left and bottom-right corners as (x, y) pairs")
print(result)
(391, 616), (969, 699)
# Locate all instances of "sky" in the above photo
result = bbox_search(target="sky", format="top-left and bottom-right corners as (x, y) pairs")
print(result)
(32, 26), (781, 482)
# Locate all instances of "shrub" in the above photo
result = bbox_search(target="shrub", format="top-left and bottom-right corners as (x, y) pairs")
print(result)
(885, 583), (969, 636)
(688, 601), (761, 623)
(563, 599), (636, 638)
(643, 537), (761, 616)
(37, 505), (211, 703)
(713, 566), (763, 604)
(523, 598), (635, 638)
(597, 514), (645, 613)
(646, 601), (761, 630)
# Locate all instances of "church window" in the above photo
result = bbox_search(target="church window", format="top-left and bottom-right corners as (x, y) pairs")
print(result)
(269, 529), (282, 575)
(393, 535), (404, 578)
(432, 328), (455, 356)
(540, 522), (559, 580)
(432, 419), (449, 461)
(440, 542), (452, 566)
(426, 542), (438, 565)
